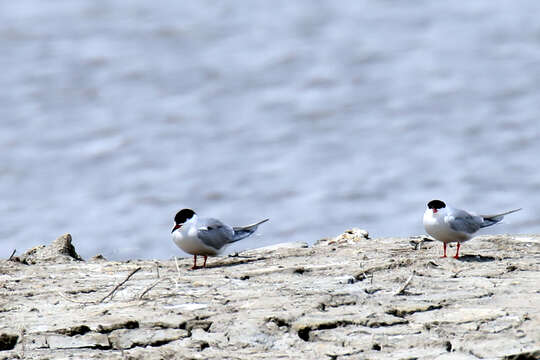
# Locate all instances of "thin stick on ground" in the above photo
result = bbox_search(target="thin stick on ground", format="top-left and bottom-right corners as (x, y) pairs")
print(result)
(138, 278), (164, 300)
(451, 269), (464, 278)
(175, 256), (181, 274)
(394, 271), (415, 296)
(57, 291), (95, 304)
(58, 267), (142, 305)
(8, 249), (16, 261)
(99, 267), (142, 303)
(171, 276), (179, 291)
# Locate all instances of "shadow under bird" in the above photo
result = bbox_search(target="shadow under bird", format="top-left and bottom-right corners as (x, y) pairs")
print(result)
(171, 209), (269, 269)
(423, 200), (521, 259)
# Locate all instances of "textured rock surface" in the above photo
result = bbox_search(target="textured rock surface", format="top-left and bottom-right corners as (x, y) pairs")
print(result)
(16, 233), (82, 264)
(0, 233), (539, 359)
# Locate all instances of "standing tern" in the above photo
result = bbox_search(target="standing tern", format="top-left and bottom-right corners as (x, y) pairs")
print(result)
(171, 208), (269, 269)
(423, 200), (521, 258)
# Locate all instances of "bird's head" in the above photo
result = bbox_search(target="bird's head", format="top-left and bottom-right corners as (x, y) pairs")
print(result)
(427, 200), (446, 214)
(172, 208), (196, 233)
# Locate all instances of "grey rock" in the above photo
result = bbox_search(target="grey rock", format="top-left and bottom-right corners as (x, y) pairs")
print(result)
(20, 233), (82, 264)
(0, 333), (18, 351)
(314, 227), (370, 246)
(22, 334), (48, 350)
(90, 254), (107, 262)
(0, 232), (538, 359)
(503, 349), (540, 360)
(47, 333), (109, 349)
(108, 328), (188, 349)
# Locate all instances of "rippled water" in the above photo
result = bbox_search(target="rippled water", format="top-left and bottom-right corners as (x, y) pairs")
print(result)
(2, 1), (539, 260)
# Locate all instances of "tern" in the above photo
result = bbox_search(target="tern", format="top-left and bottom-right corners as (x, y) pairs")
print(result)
(423, 200), (521, 258)
(171, 208), (269, 269)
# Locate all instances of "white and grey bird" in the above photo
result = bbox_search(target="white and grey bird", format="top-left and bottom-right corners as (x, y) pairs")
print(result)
(171, 209), (269, 269)
(423, 200), (521, 258)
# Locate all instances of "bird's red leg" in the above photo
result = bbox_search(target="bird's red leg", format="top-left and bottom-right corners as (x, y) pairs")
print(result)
(441, 243), (447, 258)
(203, 256), (207, 268)
(190, 255), (198, 270)
(453, 243), (461, 259)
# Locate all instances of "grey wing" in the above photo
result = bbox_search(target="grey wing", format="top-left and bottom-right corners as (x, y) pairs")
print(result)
(197, 218), (235, 250)
(446, 209), (483, 234)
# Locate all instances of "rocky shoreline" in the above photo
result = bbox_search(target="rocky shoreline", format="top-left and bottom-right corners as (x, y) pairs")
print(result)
(1, 231), (539, 359)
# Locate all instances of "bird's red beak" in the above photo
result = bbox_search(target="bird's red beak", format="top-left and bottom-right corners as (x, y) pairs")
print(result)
(171, 224), (181, 233)
(432, 209), (438, 214)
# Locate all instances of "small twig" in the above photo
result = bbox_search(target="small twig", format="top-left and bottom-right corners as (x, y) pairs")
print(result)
(174, 256), (181, 274)
(99, 267), (141, 303)
(394, 271), (415, 296)
(19, 328), (26, 358)
(57, 291), (94, 304)
(57, 267), (142, 305)
(155, 262), (160, 279)
(138, 278), (164, 300)
(370, 272), (374, 285)
(354, 259), (412, 281)
(171, 276), (179, 290)
(8, 249), (16, 261)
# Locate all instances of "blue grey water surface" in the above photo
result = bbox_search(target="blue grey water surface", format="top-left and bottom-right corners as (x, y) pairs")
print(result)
(1, 1), (539, 260)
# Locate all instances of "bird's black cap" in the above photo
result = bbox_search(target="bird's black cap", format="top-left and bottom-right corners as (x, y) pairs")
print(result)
(174, 209), (196, 224)
(427, 200), (446, 210)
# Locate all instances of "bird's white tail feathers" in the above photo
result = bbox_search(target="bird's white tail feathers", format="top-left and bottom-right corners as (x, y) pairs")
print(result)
(231, 218), (269, 243)
(480, 208), (521, 227)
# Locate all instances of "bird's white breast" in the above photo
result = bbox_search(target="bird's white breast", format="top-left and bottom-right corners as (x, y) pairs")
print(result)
(423, 209), (472, 243)
(172, 224), (220, 256)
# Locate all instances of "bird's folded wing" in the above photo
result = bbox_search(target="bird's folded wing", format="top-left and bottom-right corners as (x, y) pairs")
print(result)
(197, 218), (234, 250)
(447, 211), (482, 234)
